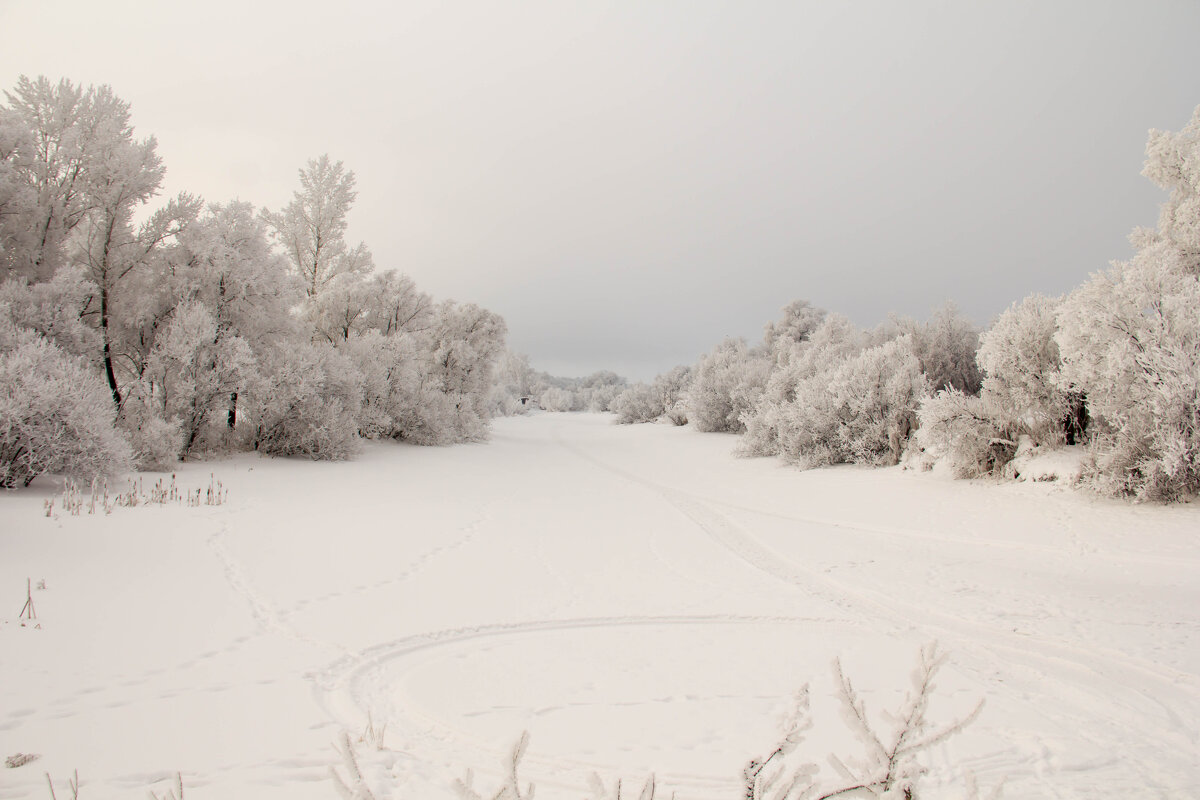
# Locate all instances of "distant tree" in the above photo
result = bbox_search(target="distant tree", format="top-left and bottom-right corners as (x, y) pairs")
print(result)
(611, 383), (663, 424)
(653, 364), (692, 425)
(491, 349), (539, 416)
(539, 386), (576, 413)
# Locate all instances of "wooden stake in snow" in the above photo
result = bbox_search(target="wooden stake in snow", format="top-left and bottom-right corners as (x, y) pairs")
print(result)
(19, 578), (36, 622)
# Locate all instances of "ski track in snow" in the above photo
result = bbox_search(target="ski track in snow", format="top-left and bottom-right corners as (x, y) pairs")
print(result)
(311, 614), (848, 798)
(549, 428), (1200, 798)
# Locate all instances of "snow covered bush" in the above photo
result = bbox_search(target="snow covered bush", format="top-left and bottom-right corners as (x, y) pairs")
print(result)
(742, 314), (866, 457)
(770, 336), (929, 469)
(976, 293), (1082, 445)
(611, 383), (663, 424)
(539, 386), (576, 413)
(575, 370), (628, 413)
(914, 389), (1015, 478)
(1055, 106), (1200, 500)
(492, 350), (538, 416)
(0, 319), (132, 487)
(243, 342), (364, 460)
(904, 302), (983, 395)
(420, 301), (507, 442)
(653, 365), (692, 425)
(687, 338), (770, 433)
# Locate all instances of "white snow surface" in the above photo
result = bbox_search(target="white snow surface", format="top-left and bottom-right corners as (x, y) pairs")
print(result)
(1, 413), (1197, 800)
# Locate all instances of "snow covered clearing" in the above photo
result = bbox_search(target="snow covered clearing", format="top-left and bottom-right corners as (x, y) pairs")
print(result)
(2, 413), (1197, 800)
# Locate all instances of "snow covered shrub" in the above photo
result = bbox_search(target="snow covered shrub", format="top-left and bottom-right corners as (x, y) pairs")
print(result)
(574, 371), (628, 413)
(1055, 106), (1200, 500)
(772, 336), (929, 468)
(976, 293), (1081, 445)
(905, 302), (983, 395)
(0, 320), (132, 487)
(491, 350), (538, 417)
(742, 314), (866, 457)
(687, 338), (770, 433)
(244, 342), (363, 460)
(611, 383), (664, 424)
(419, 301), (507, 443)
(118, 401), (185, 469)
(341, 330), (426, 440)
(653, 365), (692, 425)
(915, 388), (1016, 478)
(539, 386), (576, 412)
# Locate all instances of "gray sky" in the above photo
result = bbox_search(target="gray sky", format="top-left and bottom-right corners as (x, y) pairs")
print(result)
(3, 1), (1198, 380)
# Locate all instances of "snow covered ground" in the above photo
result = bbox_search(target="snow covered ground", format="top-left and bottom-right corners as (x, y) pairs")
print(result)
(2, 413), (1197, 800)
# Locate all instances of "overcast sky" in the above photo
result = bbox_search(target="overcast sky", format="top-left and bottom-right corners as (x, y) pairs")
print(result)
(3, 1), (1198, 380)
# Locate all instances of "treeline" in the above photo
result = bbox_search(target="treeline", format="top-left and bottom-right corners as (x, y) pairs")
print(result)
(1, 76), (506, 488)
(601, 107), (1200, 502)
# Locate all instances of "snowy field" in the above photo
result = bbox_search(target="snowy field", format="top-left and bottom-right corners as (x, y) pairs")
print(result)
(2, 412), (1198, 800)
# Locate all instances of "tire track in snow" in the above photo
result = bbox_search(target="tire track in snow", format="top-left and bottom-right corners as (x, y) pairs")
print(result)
(551, 431), (1200, 797)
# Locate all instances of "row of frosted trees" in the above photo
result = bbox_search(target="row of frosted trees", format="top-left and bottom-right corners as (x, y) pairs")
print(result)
(1, 76), (507, 488)
(610, 107), (1200, 502)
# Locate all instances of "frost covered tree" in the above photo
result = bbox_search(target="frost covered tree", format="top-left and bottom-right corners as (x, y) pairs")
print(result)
(763, 299), (827, 361)
(741, 314), (867, 457)
(492, 350), (538, 416)
(977, 293), (1083, 443)
(418, 302), (507, 442)
(263, 155), (373, 302)
(686, 337), (770, 433)
(767, 336), (929, 468)
(1055, 106), (1200, 500)
(0, 76), (134, 280)
(0, 75), (201, 409)
(539, 386), (576, 412)
(903, 302), (983, 395)
(654, 364), (692, 425)
(0, 265), (98, 358)
(611, 383), (663, 424)
(242, 341), (364, 460)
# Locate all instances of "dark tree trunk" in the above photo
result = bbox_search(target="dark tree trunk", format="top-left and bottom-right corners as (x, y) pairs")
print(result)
(101, 284), (122, 409)
(1063, 391), (1089, 446)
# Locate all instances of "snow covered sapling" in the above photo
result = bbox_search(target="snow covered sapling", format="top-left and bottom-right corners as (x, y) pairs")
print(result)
(454, 731), (536, 800)
(745, 644), (984, 800)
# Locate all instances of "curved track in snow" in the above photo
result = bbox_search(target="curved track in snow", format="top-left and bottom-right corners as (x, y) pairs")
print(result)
(549, 426), (1200, 798)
